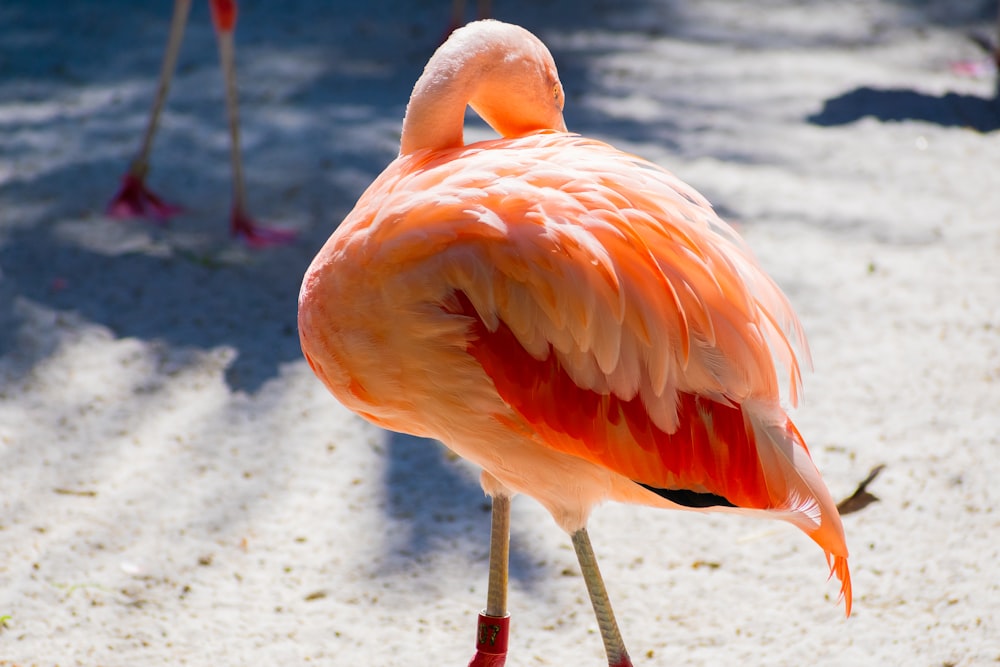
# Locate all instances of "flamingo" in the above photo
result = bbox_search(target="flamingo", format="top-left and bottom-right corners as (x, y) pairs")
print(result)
(107, 0), (294, 245)
(298, 20), (852, 666)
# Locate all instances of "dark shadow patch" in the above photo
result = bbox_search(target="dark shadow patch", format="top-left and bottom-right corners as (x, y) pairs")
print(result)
(808, 86), (1000, 133)
(383, 431), (542, 586)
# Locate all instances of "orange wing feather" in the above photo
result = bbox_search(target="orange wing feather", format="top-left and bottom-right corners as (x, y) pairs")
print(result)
(451, 290), (772, 505)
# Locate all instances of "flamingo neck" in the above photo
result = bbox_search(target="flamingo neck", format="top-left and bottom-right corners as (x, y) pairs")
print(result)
(399, 35), (491, 155)
(398, 21), (567, 156)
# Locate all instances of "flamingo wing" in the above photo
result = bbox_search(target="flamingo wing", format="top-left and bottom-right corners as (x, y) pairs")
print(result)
(425, 135), (809, 489)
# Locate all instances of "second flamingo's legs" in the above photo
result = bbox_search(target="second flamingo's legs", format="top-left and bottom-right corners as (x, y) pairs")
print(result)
(109, 0), (294, 245)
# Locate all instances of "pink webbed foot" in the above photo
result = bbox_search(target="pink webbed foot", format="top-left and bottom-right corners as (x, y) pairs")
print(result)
(230, 206), (296, 247)
(950, 57), (996, 77)
(107, 172), (183, 221)
(951, 33), (1000, 77)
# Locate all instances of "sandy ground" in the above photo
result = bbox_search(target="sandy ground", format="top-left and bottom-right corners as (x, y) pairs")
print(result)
(1, 1), (999, 665)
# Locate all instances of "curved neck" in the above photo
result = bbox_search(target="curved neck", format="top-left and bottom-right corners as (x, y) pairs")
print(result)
(398, 21), (566, 156)
(399, 42), (486, 156)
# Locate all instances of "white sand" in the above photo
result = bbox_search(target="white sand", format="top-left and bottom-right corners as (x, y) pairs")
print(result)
(1, 1), (998, 665)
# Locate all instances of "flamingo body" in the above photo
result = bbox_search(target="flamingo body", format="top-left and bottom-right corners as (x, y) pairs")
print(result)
(300, 130), (849, 594)
(298, 19), (850, 662)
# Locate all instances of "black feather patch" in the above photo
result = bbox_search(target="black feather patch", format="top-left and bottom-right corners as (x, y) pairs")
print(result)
(637, 483), (736, 509)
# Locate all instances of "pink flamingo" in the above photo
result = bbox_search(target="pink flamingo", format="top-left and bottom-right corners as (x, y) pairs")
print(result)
(298, 20), (851, 667)
(107, 0), (293, 246)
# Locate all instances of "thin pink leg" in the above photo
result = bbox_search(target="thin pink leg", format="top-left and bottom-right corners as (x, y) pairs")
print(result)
(444, 0), (464, 37)
(211, 0), (295, 246)
(444, 0), (492, 39)
(468, 494), (510, 667)
(572, 528), (634, 667)
(107, 0), (190, 220)
(993, 0), (1000, 97)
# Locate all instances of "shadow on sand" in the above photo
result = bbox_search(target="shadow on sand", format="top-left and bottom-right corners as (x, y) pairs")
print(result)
(808, 85), (1000, 132)
(383, 432), (543, 587)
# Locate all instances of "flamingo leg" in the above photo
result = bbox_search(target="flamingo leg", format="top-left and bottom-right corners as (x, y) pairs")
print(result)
(106, 0), (191, 220)
(994, 0), (1000, 97)
(485, 494), (510, 617)
(134, 0), (191, 180)
(445, 0), (490, 39)
(954, 0), (1000, 95)
(468, 493), (511, 667)
(450, 0), (464, 28)
(571, 528), (633, 667)
(211, 12), (247, 229)
(210, 0), (295, 246)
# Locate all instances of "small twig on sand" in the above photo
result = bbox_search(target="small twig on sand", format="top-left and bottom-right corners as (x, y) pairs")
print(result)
(53, 488), (98, 497)
(836, 464), (885, 516)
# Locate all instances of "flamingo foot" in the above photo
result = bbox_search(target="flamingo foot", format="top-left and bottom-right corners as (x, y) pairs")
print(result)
(950, 57), (996, 77)
(952, 32), (1000, 77)
(467, 612), (509, 667)
(230, 206), (296, 247)
(107, 172), (182, 221)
